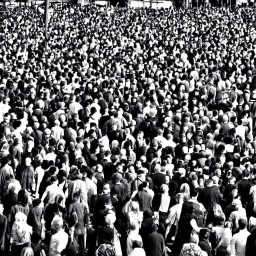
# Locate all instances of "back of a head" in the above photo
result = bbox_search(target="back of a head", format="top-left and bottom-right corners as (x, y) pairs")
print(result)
(18, 189), (28, 207)
(181, 201), (194, 215)
(130, 219), (139, 231)
(190, 232), (199, 245)
(238, 218), (247, 230)
(51, 215), (63, 232)
(20, 247), (34, 256)
(190, 190), (198, 198)
(199, 228), (210, 240)
(105, 210), (116, 227)
(15, 211), (27, 223)
(132, 240), (143, 249)
(160, 184), (169, 194)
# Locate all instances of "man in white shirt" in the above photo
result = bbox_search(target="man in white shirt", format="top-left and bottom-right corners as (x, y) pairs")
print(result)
(49, 216), (69, 256)
(51, 120), (64, 142)
(41, 176), (65, 206)
(69, 94), (83, 116)
(230, 219), (250, 256)
(44, 146), (57, 163)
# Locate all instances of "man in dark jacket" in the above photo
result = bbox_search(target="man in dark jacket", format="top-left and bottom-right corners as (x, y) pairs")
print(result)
(2, 183), (18, 218)
(133, 182), (153, 212)
(198, 179), (222, 212)
(151, 164), (166, 194)
(199, 229), (212, 256)
(144, 222), (165, 256)
(238, 170), (252, 205)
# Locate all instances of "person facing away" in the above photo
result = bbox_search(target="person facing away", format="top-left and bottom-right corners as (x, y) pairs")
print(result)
(230, 219), (250, 256)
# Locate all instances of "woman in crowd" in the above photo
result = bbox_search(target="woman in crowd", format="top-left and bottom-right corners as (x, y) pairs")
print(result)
(0, 3), (256, 256)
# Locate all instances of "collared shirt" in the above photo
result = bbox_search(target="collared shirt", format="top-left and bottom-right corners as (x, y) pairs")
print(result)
(230, 229), (250, 256)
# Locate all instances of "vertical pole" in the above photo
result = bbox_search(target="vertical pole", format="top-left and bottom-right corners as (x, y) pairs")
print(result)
(45, 0), (50, 39)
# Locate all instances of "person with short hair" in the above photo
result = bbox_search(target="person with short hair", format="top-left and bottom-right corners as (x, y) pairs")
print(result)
(126, 220), (142, 255)
(129, 240), (146, 256)
(180, 232), (207, 256)
(230, 219), (250, 256)
(49, 216), (69, 256)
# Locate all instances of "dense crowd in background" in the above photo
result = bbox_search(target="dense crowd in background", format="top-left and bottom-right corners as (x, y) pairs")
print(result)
(1, 3), (256, 256)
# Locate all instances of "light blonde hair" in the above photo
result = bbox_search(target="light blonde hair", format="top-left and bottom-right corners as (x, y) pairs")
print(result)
(20, 247), (34, 256)
(15, 212), (27, 222)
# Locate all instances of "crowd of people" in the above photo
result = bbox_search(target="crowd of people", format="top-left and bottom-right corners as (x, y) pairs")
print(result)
(1, 3), (256, 256)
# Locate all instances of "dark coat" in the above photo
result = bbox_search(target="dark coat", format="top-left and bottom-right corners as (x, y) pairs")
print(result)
(198, 186), (222, 212)
(2, 191), (18, 218)
(144, 231), (165, 256)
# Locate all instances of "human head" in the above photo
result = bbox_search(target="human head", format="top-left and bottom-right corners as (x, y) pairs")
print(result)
(130, 219), (140, 231)
(18, 189), (28, 207)
(51, 216), (64, 234)
(132, 240), (143, 249)
(160, 184), (169, 194)
(190, 232), (199, 244)
(15, 211), (27, 223)
(20, 247), (34, 256)
(238, 219), (247, 230)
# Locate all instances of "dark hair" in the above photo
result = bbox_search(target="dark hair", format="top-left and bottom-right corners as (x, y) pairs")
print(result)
(132, 240), (143, 249)
(238, 219), (247, 230)
(18, 189), (29, 207)
(190, 190), (198, 198)
(31, 232), (41, 244)
(199, 228), (210, 240)
(181, 201), (194, 215)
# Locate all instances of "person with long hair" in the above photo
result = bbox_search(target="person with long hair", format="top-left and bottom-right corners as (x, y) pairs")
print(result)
(172, 201), (201, 256)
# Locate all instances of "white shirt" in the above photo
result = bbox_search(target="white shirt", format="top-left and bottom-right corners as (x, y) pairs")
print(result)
(44, 152), (57, 163)
(35, 166), (45, 195)
(51, 126), (64, 142)
(41, 183), (65, 206)
(230, 229), (250, 256)
(129, 248), (146, 256)
(49, 229), (69, 256)
(126, 230), (142, 255)
(236, 125), (246, 141)
(159, 194), (171, 213)
(69, 102), (83, 116)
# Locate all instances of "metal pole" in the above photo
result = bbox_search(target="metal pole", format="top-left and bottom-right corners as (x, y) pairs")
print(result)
(45, 0), (50, 39)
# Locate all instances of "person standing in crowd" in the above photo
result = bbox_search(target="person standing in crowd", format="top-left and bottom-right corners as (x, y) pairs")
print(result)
(2, 4), (256, 256)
